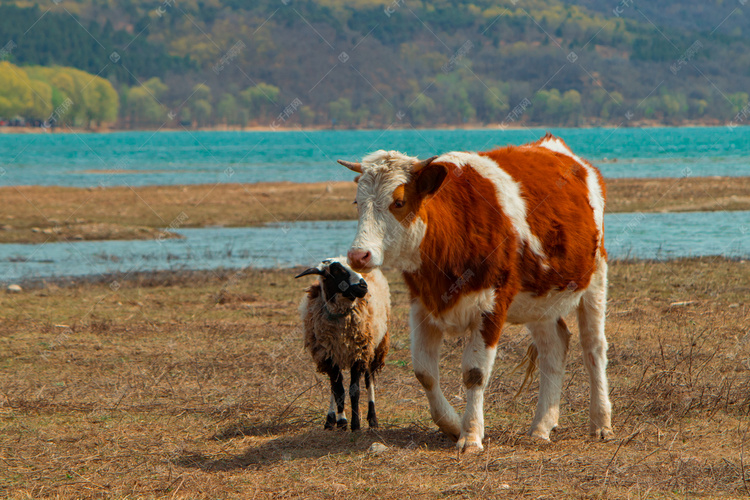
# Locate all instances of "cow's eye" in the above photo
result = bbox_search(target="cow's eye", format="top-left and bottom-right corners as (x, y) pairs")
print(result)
(393, 200), (405, 209)
(352, 200), (358, 205)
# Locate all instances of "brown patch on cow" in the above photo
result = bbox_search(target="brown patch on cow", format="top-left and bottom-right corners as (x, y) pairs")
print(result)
(463, 368), (484, 389)
(415, 372), (434, 391)
(480, 143), (604, 296)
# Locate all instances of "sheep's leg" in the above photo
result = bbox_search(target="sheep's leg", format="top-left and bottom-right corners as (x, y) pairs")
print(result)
(349, 361), (364, 432)
(364, 370), (378, 428)
(323, 360), (347, 430)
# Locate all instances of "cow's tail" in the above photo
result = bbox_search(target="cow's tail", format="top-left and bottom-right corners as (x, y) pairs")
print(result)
(512, 343), (538, 399)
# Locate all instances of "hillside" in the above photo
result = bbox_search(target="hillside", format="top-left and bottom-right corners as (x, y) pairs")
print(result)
(0, 0), (748, 128)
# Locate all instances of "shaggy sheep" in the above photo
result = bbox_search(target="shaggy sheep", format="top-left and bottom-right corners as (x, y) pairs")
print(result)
(296, 257), (390, 431)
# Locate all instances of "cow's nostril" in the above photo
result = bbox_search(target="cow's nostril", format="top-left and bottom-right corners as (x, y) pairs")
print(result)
(362, 251), (371, 262)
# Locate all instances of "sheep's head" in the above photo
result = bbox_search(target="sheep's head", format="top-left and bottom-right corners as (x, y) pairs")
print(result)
(295, 257), (368, 302)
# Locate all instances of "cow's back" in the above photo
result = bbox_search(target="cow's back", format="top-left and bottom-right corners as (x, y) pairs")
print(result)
(480, 139), (605, 297)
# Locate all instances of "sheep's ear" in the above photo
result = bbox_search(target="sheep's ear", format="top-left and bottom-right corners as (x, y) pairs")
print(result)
(295, 268), (324, 279)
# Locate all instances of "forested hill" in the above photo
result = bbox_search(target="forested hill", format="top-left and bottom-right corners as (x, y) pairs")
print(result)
(0, 0), (749, 129)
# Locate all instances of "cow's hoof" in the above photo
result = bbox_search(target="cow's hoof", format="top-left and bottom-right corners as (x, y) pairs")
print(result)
(528, 429), (552, 442)
(367, 417), (379, 429)
(337, 418), (348, 430)
(456, 435), (484, 453)
(590, 426), (615, 441)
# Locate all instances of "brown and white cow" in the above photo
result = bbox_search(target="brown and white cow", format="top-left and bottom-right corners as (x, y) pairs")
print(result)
(338, 133), (613, 452)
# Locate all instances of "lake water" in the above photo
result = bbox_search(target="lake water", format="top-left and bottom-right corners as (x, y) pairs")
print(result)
(2, 126), (750, 187)
(2, 212), (748, 283)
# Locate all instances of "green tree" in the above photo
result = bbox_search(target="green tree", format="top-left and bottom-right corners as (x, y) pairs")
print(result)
(239, 83), (280, 122)
(192, 99), (213, 127)
(216, 93), (241, 125)
(481, 85), (510, 123)
(26, 79), (53, 121)
(124, 86), (164, 127)
(407, 94), (436, 126)
(0, 62), (33, 118)
(82, 77), (119, 127)
(559, 89), (582, 125)
(328, 97), (355, 127)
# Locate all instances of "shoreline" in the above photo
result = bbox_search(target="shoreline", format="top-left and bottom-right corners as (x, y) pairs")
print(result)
(0, 120), (738, 135)
(1, 177), (749, 244)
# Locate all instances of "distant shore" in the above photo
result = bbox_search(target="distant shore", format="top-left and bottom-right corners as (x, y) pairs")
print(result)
(1, 176), (748, 244)
(0, 119), (733, 135)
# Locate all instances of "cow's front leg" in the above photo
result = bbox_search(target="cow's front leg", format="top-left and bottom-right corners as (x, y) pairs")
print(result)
(457, 322), (499, 452)
(411, 305), (461, 441)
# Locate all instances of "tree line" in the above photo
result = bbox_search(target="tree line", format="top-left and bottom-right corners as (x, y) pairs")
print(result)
(1, 1), (750, 129)
(0, 62), (118, 127)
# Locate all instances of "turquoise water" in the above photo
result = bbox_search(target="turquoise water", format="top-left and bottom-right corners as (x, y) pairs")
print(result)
(1, 126), (749, 187)
(2, 212), (748, 282)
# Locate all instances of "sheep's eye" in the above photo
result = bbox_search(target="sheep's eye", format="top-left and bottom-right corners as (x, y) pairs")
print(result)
(393, 200), (405, 209)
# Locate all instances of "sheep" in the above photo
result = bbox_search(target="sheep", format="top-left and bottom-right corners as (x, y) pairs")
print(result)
(296, 257), (390, 431)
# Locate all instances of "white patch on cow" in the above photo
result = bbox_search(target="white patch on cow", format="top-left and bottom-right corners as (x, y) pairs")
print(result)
(435, 151), (547, 260)
(423, 288), (495, 336)
(506, 288), (585, 325)
(537, 137), (605, 235)
(351, 150), (427, 271)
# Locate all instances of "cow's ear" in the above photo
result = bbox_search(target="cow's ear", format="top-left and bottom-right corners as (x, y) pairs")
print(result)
(415, 163), (447, 197)
(354, 174), (361, 183)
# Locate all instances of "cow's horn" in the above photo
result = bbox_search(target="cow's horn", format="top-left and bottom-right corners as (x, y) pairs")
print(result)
(337, 159), (363, 173)
(412, 155), (438, 173)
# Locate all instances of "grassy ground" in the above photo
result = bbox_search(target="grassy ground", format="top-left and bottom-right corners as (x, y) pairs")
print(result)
(2, 176), (749, 243)
(1, 258), (748, 498)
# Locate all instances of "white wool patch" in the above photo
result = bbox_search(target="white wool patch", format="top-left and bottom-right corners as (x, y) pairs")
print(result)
(537, 137), (605, 235)
(435, 151), (547, 260)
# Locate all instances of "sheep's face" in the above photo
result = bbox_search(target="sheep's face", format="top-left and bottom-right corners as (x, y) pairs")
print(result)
(295, 258), (368, 302)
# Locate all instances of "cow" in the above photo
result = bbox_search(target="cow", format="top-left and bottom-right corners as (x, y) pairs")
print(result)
(337, 133), (613, 452)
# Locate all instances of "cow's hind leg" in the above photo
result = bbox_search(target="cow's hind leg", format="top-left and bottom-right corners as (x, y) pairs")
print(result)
(411, 305), (461, 441)
(577, 259), (613, 439)
(528, 318), (571, 440)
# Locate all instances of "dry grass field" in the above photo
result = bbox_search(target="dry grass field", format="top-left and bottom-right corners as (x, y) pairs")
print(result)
(1, 258), (748, 498)
(2, 176), (749, 243)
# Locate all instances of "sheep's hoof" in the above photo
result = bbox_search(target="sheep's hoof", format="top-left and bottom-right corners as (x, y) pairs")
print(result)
(337, 418), (348, 430)
(367, 402), (378, 428)
(324, 412), (337, 430)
